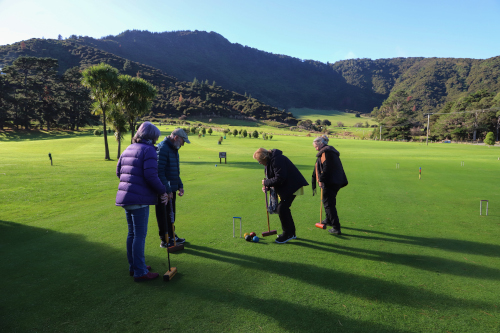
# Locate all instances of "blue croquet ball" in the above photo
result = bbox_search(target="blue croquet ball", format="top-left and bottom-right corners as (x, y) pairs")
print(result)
(215, 164), (217, 167)
(252, 236), (259, 242)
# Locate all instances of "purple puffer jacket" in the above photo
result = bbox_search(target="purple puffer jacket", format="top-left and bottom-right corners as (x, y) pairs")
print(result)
(116, 143), (166, 206)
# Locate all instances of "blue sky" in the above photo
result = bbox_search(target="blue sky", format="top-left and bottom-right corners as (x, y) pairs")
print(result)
(1, 0), (499, 63)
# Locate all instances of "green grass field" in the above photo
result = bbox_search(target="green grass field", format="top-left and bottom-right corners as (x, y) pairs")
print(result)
(290, 108), (377, 127)
(1, 128), (499, 332)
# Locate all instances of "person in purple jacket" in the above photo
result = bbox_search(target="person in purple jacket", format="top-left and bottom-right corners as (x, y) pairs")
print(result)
(116, 122), (169, 282)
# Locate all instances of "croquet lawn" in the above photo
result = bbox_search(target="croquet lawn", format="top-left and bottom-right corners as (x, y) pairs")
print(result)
(1, 129), (499, 332)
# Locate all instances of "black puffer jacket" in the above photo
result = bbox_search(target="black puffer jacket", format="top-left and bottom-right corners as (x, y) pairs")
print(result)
(264, 149), (308, 197)
(312, 145), (348, 194)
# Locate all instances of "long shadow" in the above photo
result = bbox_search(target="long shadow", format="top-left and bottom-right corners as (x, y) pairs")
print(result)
(343, 227), (500, 257)
(185, 244), (496, 312)
(296, 238), (500, 281)
(0, 220), (412, 332)
(0, 129), (96, 142)
(182, 160), (313, 172)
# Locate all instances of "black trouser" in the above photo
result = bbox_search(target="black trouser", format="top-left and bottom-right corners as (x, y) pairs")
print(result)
(155, 192), (176, 242)
(323, 185), (341, 230)
(277, 195), (296, 237)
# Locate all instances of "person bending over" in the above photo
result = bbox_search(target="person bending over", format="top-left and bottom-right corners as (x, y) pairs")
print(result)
(253, 148), (308, 243)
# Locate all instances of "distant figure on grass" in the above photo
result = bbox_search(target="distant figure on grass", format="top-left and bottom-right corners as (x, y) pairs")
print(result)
(116, 122), (169, 282)
(253, 148), (308, 243)
(155, 128), (190, 248)
(312, 135), (348, 235)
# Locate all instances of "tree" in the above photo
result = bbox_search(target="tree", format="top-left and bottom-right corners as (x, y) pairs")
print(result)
(252, 130), (259, 138)
(208, 127), (213, 135)
(242, 129), (247, 138)
(322, 119), (331, 126)
(190, 127), (196, 134)
(81, 63), (120, 160)
(484, 132), (495, 146)
(315, 119), (321, 125)
(108, 104), (128, 158)
(60, 67), (92, 131)
(232, 128), (238, 137)
(123, 59), (132, 72)
(0, 74), (13, 130)
(201, 127), (206, 135)
(116, 75), (157, 143)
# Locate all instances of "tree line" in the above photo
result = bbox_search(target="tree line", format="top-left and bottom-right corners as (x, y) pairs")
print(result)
(0, 56), (93, 131)
(0, 58), (157, 159)
(371, 90), (500, 141)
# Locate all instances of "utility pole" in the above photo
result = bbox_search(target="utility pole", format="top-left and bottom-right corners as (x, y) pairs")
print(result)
(426, 113), (430, 146)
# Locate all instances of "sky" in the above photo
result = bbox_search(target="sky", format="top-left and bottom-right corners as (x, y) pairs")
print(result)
(1, 0), (499, 64)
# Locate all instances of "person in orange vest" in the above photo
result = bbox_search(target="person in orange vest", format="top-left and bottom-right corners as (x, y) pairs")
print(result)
(312, 135), (348, 235)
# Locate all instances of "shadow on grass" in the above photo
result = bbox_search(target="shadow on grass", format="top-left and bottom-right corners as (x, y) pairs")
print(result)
(296, 238), (500, 281)
(343, 227), (500, 257)
(0, 129), (96, 142)
(0, 220), (412, 332)
(186, 245), (496, 316)
(182, 160), (313, 173)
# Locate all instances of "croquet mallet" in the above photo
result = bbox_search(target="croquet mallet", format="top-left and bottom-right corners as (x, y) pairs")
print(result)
(262, 185), (277, 237)
(315, 187), (327, 229)
(167, 198), (184, 253)
(163, 230), (177, 281)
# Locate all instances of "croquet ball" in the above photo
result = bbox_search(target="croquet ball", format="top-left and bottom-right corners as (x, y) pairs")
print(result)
(245, 235), (252, 241)
(244, 232), (250, 238)
(215, 164), (217, 167)
(249, 232), (256, 237)
(252, 236), (259, 242)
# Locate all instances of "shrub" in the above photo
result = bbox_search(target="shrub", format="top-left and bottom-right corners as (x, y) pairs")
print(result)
(242, 129), (248, 138)
(263, 133), (267, 140)
(233, 129), (238, 137)
(252, 130), (259, 139)
(208, 128), (213, 135)
(269, 135), (273, 140)
(484, 132), (495, 145)
(94, 129), (102, 136)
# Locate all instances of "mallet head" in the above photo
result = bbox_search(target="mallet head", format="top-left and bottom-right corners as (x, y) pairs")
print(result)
(262, 230), (277, 237)
(163, 267), (177, 281)
(315, 223), (327, 229)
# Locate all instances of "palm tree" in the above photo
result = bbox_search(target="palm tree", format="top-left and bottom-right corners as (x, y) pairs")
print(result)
(108, 104), (128, 159)
(81, 63), (119, 160)
(116, 75), (157, 144)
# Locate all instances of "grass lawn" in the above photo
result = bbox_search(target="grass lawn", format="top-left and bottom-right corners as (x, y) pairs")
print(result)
(1, 129), (499, 332)
(290, 108), (377, 127)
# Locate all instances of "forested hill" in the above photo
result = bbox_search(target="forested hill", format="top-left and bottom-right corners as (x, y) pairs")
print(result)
(73, 30), (500, 114)
(0, 38), (295, 122)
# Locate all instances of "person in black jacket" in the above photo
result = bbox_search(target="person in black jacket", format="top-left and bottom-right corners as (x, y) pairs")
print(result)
(312, 135), (348, 235)
(253, 148), (309, 243)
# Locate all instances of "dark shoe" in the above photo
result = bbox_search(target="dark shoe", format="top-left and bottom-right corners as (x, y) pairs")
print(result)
(134, 271), (159, 282)
(161, 240), (175, 248)
(172, 235), (185, 244)
(275, 234), (295, 244)
(328, 228), (341, 235)
(130, 265), (151, 276)
(321, 219), (333, 226)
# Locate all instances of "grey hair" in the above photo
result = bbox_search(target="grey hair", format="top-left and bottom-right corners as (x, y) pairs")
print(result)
(313, 135), (329, 147)
(132, 121), (161, 144)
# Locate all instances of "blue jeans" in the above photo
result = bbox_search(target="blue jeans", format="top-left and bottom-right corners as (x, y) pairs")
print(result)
(125, 206), (149, 277)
